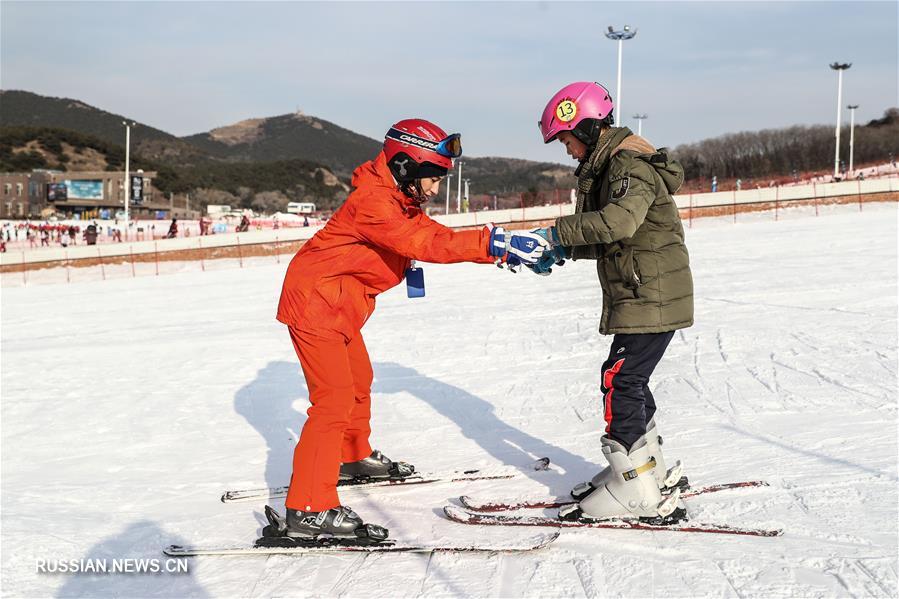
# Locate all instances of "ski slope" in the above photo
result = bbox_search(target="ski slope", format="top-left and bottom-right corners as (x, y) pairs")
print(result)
(2, 204), (897, 597)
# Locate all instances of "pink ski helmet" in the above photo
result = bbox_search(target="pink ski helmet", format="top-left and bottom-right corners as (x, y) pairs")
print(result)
(539, 82), (614, 144)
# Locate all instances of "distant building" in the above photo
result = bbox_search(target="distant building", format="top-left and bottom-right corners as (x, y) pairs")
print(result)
(0, 172), (37, 218)
(0, 169), (173, 220)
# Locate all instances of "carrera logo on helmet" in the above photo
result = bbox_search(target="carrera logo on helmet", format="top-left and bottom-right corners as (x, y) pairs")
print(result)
(398, 134), (438, 151)
(386, 128), (442, 152)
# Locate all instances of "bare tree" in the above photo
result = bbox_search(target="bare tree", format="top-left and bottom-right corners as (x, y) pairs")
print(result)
(673, 109), (898, 182)
(250, 191), (290, 214)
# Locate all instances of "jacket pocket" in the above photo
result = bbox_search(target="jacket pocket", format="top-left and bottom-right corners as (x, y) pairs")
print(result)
(315, 277), (343, 308)
(609, 244), (642, 291)
(304, 277), (346, 329)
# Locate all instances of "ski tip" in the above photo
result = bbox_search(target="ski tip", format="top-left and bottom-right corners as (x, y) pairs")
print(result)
(164, 545), (186, 557)
(458, 496), (474, 509)
(522, 531), (561, 550)
(443, 504), (474, 523)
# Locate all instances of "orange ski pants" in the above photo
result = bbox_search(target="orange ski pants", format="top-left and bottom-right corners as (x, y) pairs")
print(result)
(285, 327), (374, 512)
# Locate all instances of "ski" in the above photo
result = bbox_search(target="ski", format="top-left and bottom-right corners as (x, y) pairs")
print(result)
(164, 532), (559, 556)
(221, 457), (550, 503)
(443, 505), (782, 537)
(460, 480), (769, 512)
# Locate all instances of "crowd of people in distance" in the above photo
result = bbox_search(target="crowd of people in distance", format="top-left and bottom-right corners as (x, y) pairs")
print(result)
(0, 212), (318, 253)
(1, 221), (86, 251)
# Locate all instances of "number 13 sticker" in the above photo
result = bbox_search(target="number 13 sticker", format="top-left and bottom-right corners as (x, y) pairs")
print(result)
(555, 100), (577, 122)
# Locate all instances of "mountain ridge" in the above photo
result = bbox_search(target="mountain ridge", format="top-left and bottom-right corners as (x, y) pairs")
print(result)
(1, 90), (575, 199)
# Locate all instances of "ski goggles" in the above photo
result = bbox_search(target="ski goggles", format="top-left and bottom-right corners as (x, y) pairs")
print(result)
(385, 129), (463, 158)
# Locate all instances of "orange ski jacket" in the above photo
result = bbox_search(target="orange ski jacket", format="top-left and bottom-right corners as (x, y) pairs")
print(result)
(277, 152), (495, 340)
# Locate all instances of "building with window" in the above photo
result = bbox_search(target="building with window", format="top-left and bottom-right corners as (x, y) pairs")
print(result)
(0, 169), (176, 220)
(0, 172), (37, 218)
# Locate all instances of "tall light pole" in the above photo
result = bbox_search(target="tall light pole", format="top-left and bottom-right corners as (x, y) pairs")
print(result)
(456, 160), (464, 213)
(122, 121), (136, 234)
(829, 62), (851, 179)
(847, 104), (859, 174)
(605, 25), (637, 126)
(445, 173), (453, 215)
(633, 113), (648, 136)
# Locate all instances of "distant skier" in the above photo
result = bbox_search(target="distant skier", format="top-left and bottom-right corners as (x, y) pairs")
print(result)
(275, 119), (549, 544)
(165, 218), (178, 239)
(530, 82), (694, 523)
(84, 224), (98, 245)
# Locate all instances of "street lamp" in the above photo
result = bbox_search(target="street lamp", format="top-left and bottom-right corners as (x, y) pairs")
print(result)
(445, 173), (453, 215)
(122, 120), (136, 234)
(829, 62), (851, 179)
(632, 113), (648, 136)
(455, 160), (464, 213)
(847, 104), (859, 174)
(605, 25), (637, 126)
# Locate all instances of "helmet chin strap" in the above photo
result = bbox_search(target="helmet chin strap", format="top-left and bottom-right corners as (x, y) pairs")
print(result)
(399, 180), (428, 205)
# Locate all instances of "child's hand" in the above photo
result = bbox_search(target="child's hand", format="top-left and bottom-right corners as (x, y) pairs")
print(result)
(527, 246), (568, 276)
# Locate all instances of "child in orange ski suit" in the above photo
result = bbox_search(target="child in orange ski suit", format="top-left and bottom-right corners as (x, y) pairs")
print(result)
(275, 119), (549, 537)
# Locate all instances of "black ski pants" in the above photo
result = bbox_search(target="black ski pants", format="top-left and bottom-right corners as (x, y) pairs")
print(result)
(600, 331), (675, 451)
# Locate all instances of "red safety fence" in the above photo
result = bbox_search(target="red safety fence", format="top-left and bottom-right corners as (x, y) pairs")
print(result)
(3, 190), (896, 286)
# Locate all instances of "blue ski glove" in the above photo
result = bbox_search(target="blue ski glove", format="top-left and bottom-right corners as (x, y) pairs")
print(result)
(504, 252), (524, 272)
(530, 226), (561, 247)
(528, 245), (569, 275)
(509, 231), (551, 263)
(488, 226), (551, 267)
(488, 225), (508, 258)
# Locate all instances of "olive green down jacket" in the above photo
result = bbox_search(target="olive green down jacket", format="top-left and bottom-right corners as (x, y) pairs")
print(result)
(554, 127), (694, 335)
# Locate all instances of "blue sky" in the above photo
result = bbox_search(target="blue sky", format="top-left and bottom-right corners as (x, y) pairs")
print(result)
(2, 1), (896, 163)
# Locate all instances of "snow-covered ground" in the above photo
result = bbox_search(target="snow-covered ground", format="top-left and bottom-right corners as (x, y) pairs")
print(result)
(2, 203), (897, 598)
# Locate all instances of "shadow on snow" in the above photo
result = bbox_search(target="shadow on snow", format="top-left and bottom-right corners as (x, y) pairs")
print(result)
(233, 359), (594, 491)
(55, 521), (207, 598)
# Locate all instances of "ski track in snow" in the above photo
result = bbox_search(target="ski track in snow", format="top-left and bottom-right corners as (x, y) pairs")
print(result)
(2, 204), (897, 597)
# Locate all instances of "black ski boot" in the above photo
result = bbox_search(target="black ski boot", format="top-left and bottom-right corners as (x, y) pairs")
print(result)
(255, 505), (390, 548)
(339, 450), (415, 484)
(286, 505), (388, 540)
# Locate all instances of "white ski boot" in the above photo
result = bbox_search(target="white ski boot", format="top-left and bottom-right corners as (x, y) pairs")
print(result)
(560, 435), (685, 523)
(570, 418), (686, 501)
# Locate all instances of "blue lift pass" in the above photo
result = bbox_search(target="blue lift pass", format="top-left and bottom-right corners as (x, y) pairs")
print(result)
(406, 266), (425, 298)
